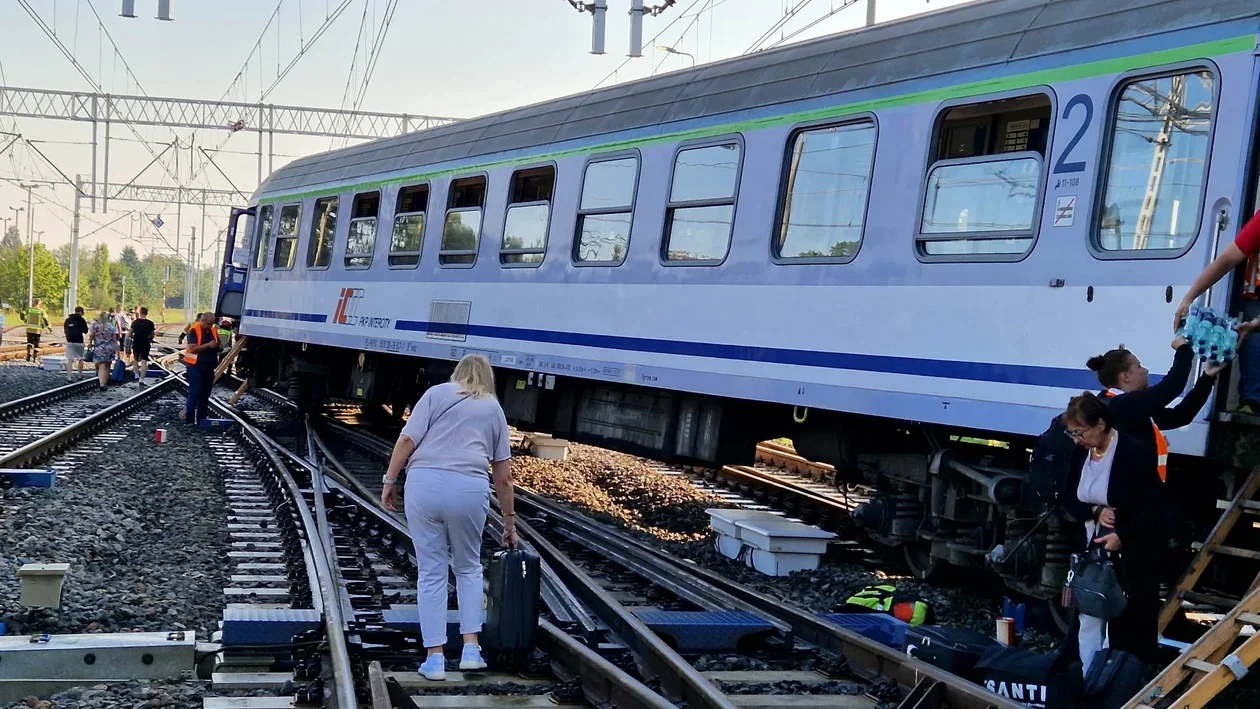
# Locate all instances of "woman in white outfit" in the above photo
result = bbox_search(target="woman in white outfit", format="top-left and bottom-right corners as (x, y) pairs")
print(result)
(381, 354), (517, 681)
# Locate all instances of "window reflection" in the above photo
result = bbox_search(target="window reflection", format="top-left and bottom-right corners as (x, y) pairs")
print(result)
(306, 196), (338, 269)
(441, 209), (482, 265)
(921, 157), (1040, 234)
(664, 142), (741, 263)
(501, 204), (548, 265)
(345, 218), (376, 269)
(272, 204), (301, 269)
(253, 205), (273, 270)
(664, 205), (735, 261)
(1097, 71), (1214, 251)
(580, 158), (637, 210)
(670, 144), (739, 202)
(777, 122), (876, 260)
(389, 213), (425, 267)
(577, 213), (631, 263)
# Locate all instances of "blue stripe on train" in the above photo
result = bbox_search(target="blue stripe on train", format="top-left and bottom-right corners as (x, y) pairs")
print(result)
(394, 319), (1108, 390)
(243, 309), (328, 323)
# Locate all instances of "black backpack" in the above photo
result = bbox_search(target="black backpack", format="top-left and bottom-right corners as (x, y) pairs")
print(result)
(975, 645), (1081, 709)
(1029, 414), (1075, 503)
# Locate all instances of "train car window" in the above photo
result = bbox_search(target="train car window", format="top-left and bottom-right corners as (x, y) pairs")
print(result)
(935, 94), (1051, 160)
(775, 120), (876, 261)
(501, 166), (555, 266)
(917, 154), (1041, 255)
(440, 176), (486, 266)
(306, 196), (338, 270)
(1096, 71), (1215, 253)
(663, 141), (741, 263)
(916, 94), (1051, 259)
(252, 204), (274, 270)
(575, 156), (638, 264)
(389, 184), (428, 268)
(272, 203), (302, 270)
(344, 191), (380, 269)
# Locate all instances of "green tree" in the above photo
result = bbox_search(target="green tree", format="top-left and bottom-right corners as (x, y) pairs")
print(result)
(0, 245), (68, 313)
(1, 226), (20, 251)
(84, 244), (112, 310)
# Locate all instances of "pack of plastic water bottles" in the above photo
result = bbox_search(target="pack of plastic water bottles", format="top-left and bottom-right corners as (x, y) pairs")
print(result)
(1178, 304), (1240, 365)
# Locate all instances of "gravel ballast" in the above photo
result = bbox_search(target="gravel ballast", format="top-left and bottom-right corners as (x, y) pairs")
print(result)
(0, 361), (84, 405)
(511, 440), (728, 542)
(0, 393), (231, 640)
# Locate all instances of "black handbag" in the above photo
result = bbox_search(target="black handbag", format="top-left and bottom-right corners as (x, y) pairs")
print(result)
(1062, 545), (1128, 620)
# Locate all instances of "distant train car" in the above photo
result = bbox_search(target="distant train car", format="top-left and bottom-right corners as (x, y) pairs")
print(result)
(218, 0), (1260, 618)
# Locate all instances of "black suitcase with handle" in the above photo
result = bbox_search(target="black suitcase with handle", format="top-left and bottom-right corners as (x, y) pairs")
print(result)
(483, 548), (541, 669)
(903, 625), (999, 679)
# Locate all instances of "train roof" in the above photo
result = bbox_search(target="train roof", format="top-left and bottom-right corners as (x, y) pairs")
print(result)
(256, 0), (1260, 200)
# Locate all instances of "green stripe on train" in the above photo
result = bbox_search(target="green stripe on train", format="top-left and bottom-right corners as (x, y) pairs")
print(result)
(257, 33), (1254, 205)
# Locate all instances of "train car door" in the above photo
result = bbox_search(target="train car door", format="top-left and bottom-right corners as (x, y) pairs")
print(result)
(216, 206), (255, 319)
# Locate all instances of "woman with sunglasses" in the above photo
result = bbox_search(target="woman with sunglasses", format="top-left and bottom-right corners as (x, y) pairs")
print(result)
(1060, 393), (1173, 672)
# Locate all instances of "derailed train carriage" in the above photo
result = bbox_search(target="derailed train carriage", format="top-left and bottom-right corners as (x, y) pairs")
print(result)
(217, 0), (1260, 623)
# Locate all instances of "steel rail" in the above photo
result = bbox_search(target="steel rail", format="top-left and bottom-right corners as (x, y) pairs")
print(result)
(0, 377), (98, 419)
(309, 423), (603, 644)
(0, 375), (176, 468)
(0, 345), (66, 362)
(515, 489), (1025, 709)
(206, 396), (358, 709)
(310, 427), (673, 709)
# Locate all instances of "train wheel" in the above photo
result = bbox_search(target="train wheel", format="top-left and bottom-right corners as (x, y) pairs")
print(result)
(903, 542), (943, 581)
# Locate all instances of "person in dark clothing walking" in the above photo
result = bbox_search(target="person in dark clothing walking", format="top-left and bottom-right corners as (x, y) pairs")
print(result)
(129, 307), (156, 387)
(62, 306), (89, 380)
(1084, 336), (1228, 481)
(1060, 393), (1174, 670)
(183, 312), (219, 424)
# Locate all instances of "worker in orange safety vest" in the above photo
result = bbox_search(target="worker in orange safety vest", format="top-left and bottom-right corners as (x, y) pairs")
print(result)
(183, 312), (220, 424)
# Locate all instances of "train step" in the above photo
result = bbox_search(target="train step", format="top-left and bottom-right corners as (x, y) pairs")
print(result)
(629, 609), (776, 652)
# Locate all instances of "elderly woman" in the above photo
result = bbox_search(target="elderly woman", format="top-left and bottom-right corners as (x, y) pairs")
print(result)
(87, 311), (118, 390)
(381, 354), (517, 681)
(1060, 392), (1172, 671)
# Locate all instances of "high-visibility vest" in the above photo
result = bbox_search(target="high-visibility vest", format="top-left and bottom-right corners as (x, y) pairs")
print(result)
(184, 324), (219, 366)
(842, 584), (934, 626)
(25, 307), (44, 333)
(1102, 389), (1168, 482)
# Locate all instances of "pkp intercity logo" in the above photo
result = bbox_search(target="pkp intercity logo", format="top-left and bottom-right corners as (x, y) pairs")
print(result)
(333, 287), (365, 325)
(332, 287), (391, 329)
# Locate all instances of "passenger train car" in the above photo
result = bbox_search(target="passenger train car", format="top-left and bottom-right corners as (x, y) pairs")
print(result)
(218, 0), (1260, 613)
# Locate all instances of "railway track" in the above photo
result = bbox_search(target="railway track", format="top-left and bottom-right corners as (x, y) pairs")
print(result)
(211, 384), (1021, 709)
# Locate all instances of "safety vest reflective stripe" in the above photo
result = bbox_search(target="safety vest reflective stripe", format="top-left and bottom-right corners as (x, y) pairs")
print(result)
(25, 308), (42, 332)
(1102, 389), (1168, 482)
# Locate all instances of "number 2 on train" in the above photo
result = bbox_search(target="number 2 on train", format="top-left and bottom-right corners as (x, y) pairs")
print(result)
(1053, 94), (1093, 175)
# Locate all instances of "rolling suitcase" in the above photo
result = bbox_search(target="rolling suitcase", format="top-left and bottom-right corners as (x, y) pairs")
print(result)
(483, 548), (541, 669)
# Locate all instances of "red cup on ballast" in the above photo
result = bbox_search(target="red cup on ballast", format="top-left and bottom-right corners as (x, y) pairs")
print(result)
(155, 428), (168, 443)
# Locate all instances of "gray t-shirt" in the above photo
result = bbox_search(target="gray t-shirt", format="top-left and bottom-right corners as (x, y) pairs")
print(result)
(401, 382), (511, 478)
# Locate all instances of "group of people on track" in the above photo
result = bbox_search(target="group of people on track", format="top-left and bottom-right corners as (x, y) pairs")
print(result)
(56, 304), (158, 390)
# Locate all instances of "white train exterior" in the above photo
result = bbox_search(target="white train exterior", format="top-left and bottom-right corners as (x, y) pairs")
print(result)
(219, 0), (1260, 607)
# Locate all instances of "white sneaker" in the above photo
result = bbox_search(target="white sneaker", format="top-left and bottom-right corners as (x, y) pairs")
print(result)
(418, 654), (446, 680)
(459, 643), (487, 671)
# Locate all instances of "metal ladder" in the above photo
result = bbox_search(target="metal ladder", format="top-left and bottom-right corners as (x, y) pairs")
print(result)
(1124, 587), (1260, 708)
(1157, 464), (1260, 634)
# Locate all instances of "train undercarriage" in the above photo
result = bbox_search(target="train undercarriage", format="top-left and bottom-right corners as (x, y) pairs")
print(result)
(244, 336), (1252, 629)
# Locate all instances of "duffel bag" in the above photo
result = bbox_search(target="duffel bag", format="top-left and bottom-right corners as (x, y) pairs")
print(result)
(975, 645), (1080, 709)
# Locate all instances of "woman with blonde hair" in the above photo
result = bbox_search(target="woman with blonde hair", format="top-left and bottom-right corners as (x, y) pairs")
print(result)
(87, 311), (118, 390)
(381, 354), (516, 681)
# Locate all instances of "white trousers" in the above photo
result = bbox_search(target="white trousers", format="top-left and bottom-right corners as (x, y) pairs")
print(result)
(403, 468), (489, 649)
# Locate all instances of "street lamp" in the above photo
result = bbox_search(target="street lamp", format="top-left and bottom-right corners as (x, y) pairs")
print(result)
(656, 45), (696, 67)
(18, 184), (43, 309)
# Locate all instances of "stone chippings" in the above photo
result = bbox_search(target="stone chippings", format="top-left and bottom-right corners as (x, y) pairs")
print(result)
(2, 680), (214, 709)
(514, 442), (1063, 648)
(0, 361), (80, 405)
(0, 398), (231, 641)
(510, 440), (729, 542)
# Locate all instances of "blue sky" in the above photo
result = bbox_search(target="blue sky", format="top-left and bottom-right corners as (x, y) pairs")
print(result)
(0, 0), (973, 257)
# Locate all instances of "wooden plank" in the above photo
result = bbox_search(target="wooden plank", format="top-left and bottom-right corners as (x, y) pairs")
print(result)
(1214, 499), (1260, 513)
(1185, 658), (1216, 673)
(1182, 590), (1241, 609)
(1160, 466), (1260, 633)
(1190, 543), (1260, 561)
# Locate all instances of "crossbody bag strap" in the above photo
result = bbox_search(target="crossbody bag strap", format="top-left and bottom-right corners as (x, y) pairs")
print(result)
(414, 393), (472, 447)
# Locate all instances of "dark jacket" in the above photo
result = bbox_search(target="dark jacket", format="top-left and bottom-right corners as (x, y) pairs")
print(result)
(1104, 344), (1214, 453)
(1062, 430), (1172, 552)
